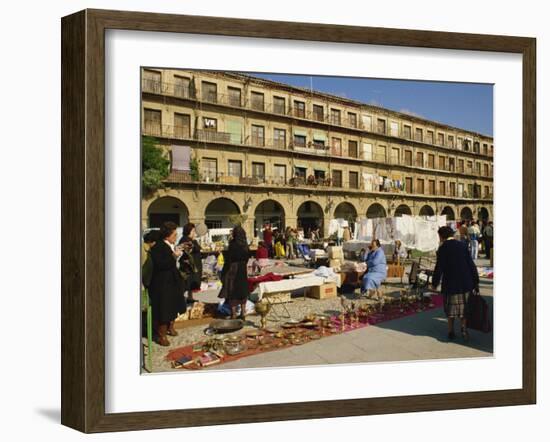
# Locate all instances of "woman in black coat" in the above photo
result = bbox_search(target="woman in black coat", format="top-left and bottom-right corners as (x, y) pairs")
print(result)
(218, 225), (250, 319)
(148, 222), (186, 346)
(178, 223), (203, 302)
(432, 226), (479, 341)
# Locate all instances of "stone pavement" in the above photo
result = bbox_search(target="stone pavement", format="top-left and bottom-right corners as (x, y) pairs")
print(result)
(204, 266), (493, 371)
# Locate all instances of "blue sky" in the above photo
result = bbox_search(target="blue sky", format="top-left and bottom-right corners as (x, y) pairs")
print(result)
(247, 72), (493, 136)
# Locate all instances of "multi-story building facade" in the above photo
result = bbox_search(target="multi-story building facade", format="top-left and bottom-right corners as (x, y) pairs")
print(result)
(141, 69), (493, 238)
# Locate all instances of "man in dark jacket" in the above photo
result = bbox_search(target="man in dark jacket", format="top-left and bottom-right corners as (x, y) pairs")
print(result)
(432, 226), (479, 341)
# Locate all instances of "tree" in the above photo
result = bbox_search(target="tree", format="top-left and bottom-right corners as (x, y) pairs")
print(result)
(142, 136), (169, 192)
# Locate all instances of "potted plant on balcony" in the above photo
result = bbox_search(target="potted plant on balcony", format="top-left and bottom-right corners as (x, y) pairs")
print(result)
(190, 157), (200, 182)
(141, 136), (169, 193)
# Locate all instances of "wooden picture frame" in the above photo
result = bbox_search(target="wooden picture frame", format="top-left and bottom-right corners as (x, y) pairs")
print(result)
(61, 9), (536, 433)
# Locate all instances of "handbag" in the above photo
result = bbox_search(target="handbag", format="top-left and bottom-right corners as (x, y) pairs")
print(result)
(466, 289), (491, 333)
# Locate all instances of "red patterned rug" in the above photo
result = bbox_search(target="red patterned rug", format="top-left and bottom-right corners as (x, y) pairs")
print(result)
(166, 294), (443, 369)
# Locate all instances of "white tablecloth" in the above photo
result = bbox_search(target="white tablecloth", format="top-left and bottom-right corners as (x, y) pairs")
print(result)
(257, 273), (341, 299)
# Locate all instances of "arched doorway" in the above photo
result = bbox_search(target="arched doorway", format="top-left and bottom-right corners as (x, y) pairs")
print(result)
(254, 200), (285, 237)
(460, 206), (473, 221)
(394, 204), (412, 217)
(366, 203), (387, 219)
(205, 198), (240, 229)
(297, 201), (324, 236)
(478, 207), (490, 222)
(419, 205), (435, 217)
(147, 196), (189, 228)
(334, 202), (358, 235)
(441, 206), (456, 221)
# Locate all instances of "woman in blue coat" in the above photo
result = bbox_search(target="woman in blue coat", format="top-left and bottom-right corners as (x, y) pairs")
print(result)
(361, 239), (387, 297)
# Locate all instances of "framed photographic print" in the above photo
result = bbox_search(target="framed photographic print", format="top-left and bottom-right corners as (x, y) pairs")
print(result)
(61, 9), (536, 433)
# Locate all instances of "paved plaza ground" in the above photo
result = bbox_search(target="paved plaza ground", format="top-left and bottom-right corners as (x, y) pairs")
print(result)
(144, 258), (493, 373)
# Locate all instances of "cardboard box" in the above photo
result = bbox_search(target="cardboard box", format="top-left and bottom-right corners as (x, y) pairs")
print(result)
(306, 283), (338, 299)
(387, 264), (405, 278)
(328, 246), (344, 260)
(329, 259), (342, 268)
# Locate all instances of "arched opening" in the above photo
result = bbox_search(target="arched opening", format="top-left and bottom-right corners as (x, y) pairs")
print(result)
(205, 198), (240, 229)
(297, 201), (324, 236)
(419, 205), (435, 217)
(147, 196), (189, 228)
(460, 207), (473, 221)
(254, 200), (285, 237)
(394, 204), (412, 217)
(366, 203), (387, 219)
(334, 202), (358, 234)
(441, 206), (456, 221)
(478, 207), (490, 222)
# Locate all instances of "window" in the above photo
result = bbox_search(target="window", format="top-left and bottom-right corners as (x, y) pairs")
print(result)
(457, 159), (464, 173)
(228, 87), (241, 107)
(450, 182), (456, 196)
(448, 135), (454, 148)
(143, 109), (161, 136)
(375, 145), (387, 162)
(313, 135), (325, 149)
(473, 142), (480, 153)
(458, 183), (464, 197)
(294, 100), (305, 118)
(439, 156), (446, 170)
(377, 118), (386, 134)
(330, 108), (341, 125)
(174, 113), (190, 139)
(273, 128), (286, 149)
(403, 125), (412, 139)
(143, 69), (161, 93)
(429, 180), (436, 195)
(484, 163), (489, 176)
(349, 171), (359, 189)
(362, 143), (373, 161)
(274, 164), (286, 184)
(468, 183), (474, 197)
(483, 143), (488, 155)
(203, 117), (217, 130)
(439, 181), (446, 196)
(416, 178), (425, 194)
(464, 139), (471, 151)
(467, 161), (473, 173)
(449, 157), (455, 171)
(428, 154), (435, 169)
(348, 112), (358, 128)
(416, 151), (424, 167)
(390, 121), (399, 136)
(405, 150), (412, 166)
(391, 147), (400, 164)
(228, 160), (242, 177)
(457, 137), (464, 150)
(252, 162), (265, 181)
(415, 127), (423, 142)
(174, 75), (191, 98)
(475, 162), (481, 175)
(201, 81), (217, 103)
(201, 158), (217, 181)
(273, 96), (285, 114)
(427, 130), (434, 144)
(362, 114), (372, 131)
(294, 166), (307, 179)
(405, 177), (413, 193)
(484, 185), (490, 197)
(314, 169), (325, 180)
(312, 104), (324, 121)
(251, 92), (264, 111)
(293, 134), (306, 147)
(251, 125), (265, 146)
(332, 170), (343, 187)
(348, 140), (358, 158)
(490, 144), (494, 155)
(331, 137), (342, 156)
(437, 133), (445, 146)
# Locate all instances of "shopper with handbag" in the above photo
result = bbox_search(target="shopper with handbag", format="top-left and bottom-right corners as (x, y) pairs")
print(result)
(432, 226), (479, 341)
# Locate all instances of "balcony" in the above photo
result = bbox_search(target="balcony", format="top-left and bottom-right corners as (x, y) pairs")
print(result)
(196, 129), (231, 143)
